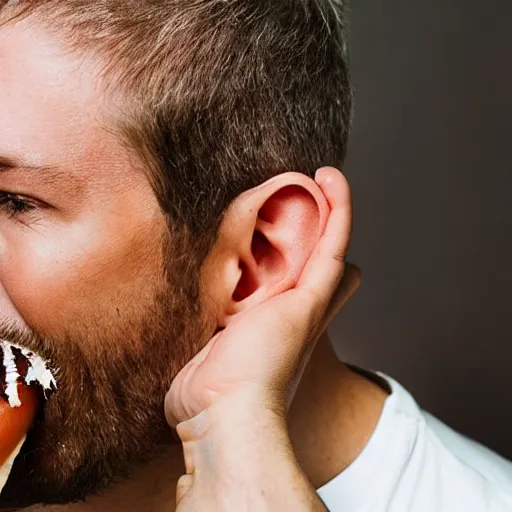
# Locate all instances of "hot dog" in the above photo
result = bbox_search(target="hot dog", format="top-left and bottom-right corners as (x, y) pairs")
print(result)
(0, 341), (57, 493)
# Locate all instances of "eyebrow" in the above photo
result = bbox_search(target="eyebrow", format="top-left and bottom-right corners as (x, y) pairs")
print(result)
(0, 155), (75, 187)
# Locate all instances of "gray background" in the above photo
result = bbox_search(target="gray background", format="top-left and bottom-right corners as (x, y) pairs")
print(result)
(330, 0), (512, 458)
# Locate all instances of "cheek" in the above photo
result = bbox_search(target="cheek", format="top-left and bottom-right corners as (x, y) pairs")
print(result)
(1, 219), (164, 337)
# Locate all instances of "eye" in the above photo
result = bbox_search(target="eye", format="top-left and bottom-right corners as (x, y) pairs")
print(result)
(0, 192), (37, 218)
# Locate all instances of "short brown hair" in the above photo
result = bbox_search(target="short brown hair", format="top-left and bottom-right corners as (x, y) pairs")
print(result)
(3, 0), (352, 250)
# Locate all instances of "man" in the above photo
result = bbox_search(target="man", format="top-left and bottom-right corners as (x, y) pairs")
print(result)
(0, 1), (510, 511)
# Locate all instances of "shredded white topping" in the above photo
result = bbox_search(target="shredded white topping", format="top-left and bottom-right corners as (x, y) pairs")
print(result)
(0, 340), (57, 408)
(2, 344), (21, 408)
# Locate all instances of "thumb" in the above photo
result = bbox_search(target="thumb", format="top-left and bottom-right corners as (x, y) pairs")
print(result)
(164, 333), (221, 428)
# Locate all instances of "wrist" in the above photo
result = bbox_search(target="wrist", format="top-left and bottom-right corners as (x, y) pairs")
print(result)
(178, 387), (283, 436)
(176, 394), (326, 511)
(178, 392), (289, 470)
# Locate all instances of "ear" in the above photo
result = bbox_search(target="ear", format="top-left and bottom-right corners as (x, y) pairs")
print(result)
(203, 171), (339, 328)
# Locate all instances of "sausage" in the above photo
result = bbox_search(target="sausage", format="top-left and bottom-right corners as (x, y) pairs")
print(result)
(0, 383), (38, 467)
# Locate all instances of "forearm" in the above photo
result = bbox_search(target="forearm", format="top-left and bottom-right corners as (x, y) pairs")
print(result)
(176, 397), (328, 511)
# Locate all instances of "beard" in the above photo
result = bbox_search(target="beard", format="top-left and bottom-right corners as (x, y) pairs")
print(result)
(0, 241), (212, 509)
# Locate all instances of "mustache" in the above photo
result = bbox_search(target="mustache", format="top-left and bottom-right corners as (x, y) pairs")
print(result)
(0, 320), (55, 368)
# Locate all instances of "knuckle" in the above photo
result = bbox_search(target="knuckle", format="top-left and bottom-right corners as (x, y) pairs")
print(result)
(176, 474), (193, 504)
(332, 251), (347, 263)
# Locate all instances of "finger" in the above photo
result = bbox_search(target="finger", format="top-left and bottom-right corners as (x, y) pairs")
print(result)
(297, 167), (352, 310)
(164, 330), (223, 428)
(287, 266), (360, 403)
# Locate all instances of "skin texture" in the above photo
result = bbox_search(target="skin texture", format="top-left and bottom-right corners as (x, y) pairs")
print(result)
(0, 12), (390, 512)
(0, 13), (214, 508)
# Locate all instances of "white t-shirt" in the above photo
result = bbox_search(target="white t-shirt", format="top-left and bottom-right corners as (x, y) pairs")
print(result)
(316, 372), (512, 511)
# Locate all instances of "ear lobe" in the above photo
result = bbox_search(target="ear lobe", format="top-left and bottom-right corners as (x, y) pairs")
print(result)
(229, 181), (328, 317)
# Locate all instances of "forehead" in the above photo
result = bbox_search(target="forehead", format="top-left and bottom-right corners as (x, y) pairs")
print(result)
(0, 15), (120, 171)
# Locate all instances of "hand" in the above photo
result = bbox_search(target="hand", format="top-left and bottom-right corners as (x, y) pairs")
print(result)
(165, 167), (358, 425)
(164, 167), (359, 510)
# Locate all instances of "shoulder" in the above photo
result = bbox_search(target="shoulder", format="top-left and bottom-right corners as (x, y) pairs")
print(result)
(423, 409), (512, 491)
(382, 373), (512, 510)
(318, 371), (512, 511)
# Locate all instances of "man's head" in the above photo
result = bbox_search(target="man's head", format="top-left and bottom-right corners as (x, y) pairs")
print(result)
(0, 0), (352, 507)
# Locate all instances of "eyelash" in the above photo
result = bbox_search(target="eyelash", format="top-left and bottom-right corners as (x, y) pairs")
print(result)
(0, 192), (37, 219)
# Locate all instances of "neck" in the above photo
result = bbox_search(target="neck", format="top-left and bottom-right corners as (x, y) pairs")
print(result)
(31, 334), (388, 511)
(288, 333), (389, 488)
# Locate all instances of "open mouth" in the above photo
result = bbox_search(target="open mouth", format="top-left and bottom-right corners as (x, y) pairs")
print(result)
(0, 341), (57, 494)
